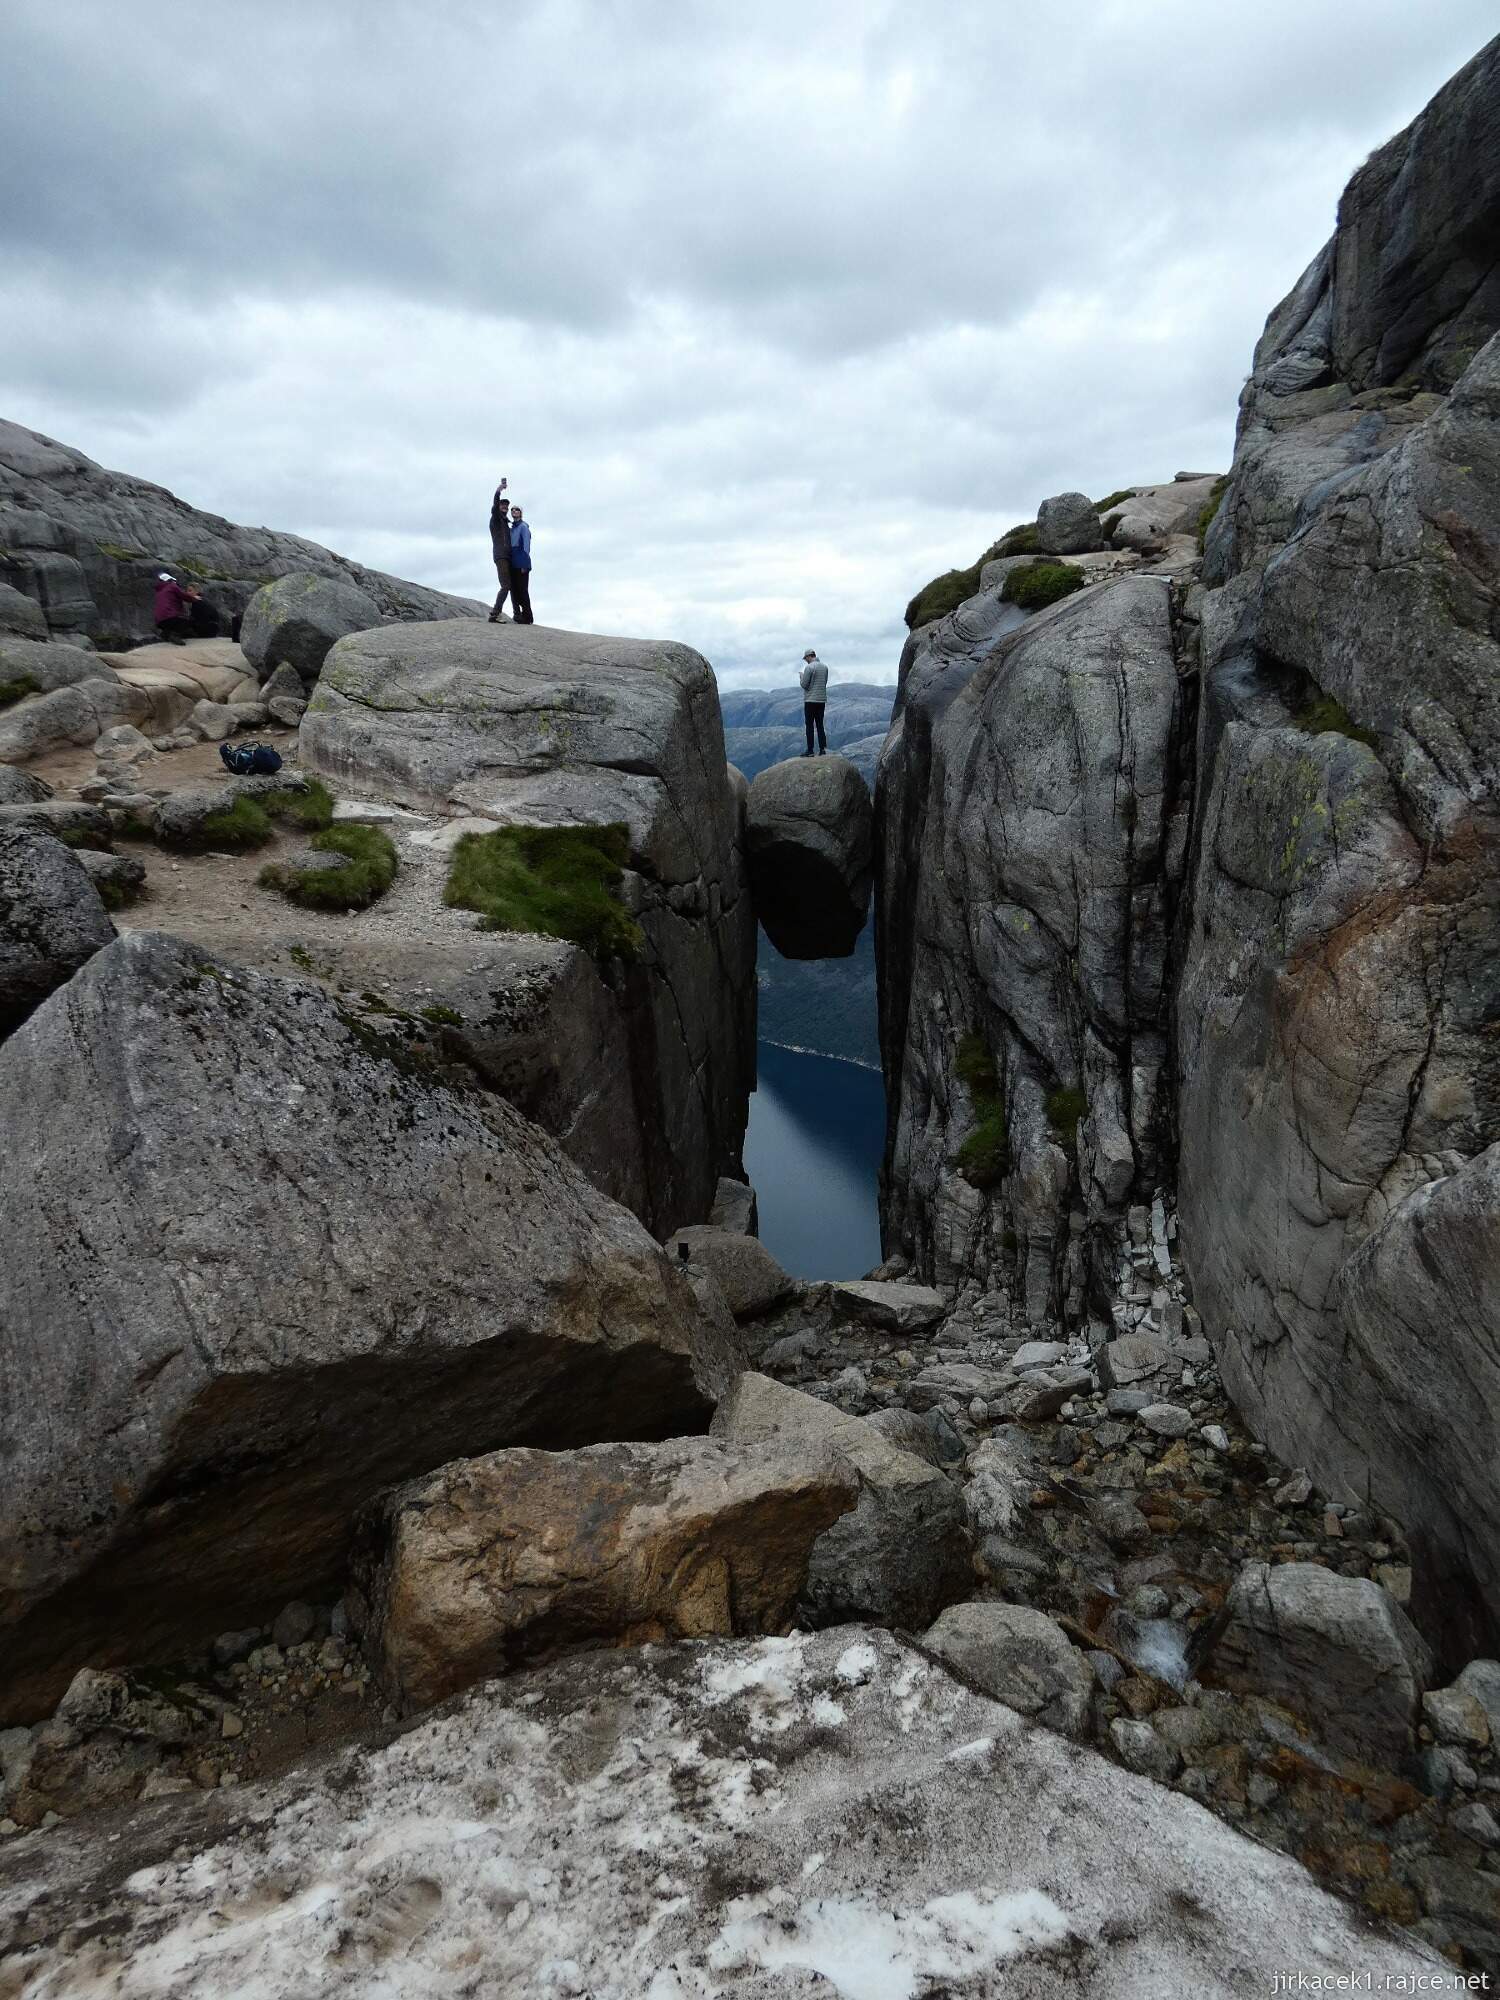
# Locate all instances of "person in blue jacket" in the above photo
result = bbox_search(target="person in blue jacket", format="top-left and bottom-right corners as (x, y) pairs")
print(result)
(509, 505), (534, 625)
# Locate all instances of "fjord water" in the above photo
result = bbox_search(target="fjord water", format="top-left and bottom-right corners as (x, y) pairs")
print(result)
(743, 1039), (886, 1280)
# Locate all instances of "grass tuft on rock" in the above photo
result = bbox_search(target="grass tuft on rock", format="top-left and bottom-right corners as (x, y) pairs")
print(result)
(993, 522), (1040, 558)
(261, 779), (335, 831)
(0, 673), (40, 709)
(955, 1032), (1007, 1188)
(1293, 693), (1379, 753)
(904, 561), (987, 632)
(1000, 561), (1087, 611)
(196, 797), (275, 849)
(1095, 488), (1136, 512)
(1045, 1084), (1088, 1153)
(444, 822), (643, 961)
(1196, 475), (1231, 551)
(260, 823), (398, 910)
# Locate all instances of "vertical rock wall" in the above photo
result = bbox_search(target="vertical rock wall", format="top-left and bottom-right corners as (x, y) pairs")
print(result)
(1176, 35), (1500, 1663)
(877, 573), (1196, 1318)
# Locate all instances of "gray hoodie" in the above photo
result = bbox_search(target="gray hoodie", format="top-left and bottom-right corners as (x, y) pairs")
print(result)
(799, 655), (828, 701)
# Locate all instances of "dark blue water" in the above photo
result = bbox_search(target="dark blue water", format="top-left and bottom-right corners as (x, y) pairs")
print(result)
(743, 1040), (887, 1280)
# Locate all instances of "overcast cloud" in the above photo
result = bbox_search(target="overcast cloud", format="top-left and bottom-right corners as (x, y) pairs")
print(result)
(1, 1), (1494, 687)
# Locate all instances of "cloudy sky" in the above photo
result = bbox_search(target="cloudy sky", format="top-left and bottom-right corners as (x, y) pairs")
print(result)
(2, 2), (1493, 689)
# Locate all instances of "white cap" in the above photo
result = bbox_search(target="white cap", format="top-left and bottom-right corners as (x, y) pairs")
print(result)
(157, 571), (174, 582)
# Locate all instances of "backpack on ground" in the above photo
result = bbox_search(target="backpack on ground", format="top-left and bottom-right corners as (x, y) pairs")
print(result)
(219, 742), (283, 777)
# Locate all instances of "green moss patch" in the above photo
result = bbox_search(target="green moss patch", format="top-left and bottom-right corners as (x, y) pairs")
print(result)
(992, 522), (1040, 558)
(0, 673), (40, 709)
(1000, 561), (1087, 611)
(260, 823), (398, 911)
(197, 797), (276, 849)
(1045, 1084), (1088, 1152)
(904, 561), (987, 632)
(444, 822), (642, 961)
(1293, 693), (1379, 753)
(954, 1032), (1007, 1188)
(261, 779), (335, 831)
(1195, 475), (1230, 551)
(1095, 488), (1136, 512)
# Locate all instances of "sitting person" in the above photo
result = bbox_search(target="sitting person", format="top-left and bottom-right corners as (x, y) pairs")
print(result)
(153, 572), (193, 644)
(186, 587), (220, 638)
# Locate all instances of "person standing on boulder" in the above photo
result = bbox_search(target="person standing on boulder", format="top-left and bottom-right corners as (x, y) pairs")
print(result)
(509, 504), (534, 625)
(153, 572), (193, 644)
(799, 648), (828, 755)
(488, 479), (511, 621)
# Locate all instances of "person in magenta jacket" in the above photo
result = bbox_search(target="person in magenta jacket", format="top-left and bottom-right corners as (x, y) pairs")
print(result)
(153, 572), (193, 644)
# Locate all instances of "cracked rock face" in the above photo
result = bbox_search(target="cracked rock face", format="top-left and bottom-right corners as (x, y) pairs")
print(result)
(1177, 35), (1500, 1666)
(302, 618), (756, 1236)
(879, 575), (1189, 1316)
(0, 1629), (1458, 1996)
(745, 753), (873, 958)
(0, 930), (720, 1723)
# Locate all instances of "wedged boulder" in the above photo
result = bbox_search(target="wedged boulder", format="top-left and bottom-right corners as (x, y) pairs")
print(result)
(1104, 475), (1223, 551)
(1196, 1562), (1432, 1765)
(1035, 490), (1103, 554)
(667, 1224), (794, 1318)
(924, 1601), (1096, 1739)
(349, 1437), (859, 1709)
(240, 572), (382, 686)
(0, 1630), (1458, 1996)
(712, 1372), (969, 1627)
(0, 826), (116, 1038)
(830, 1277), (947, 1332)
(72, 847), (147, 909)
(302, 618), (755, 1238)
(1329, 1147), (1500, 1658)
(745, 754), (873, 958)
(0, 930), (721, 1722)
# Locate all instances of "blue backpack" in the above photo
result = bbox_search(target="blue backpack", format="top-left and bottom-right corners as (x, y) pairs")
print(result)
(219, 743), (283, 776)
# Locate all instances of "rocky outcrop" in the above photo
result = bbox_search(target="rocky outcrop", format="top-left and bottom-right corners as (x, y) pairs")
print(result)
(745, 753), (873, 958)
(1197, 1563), (1432, 1765)
(0, 826), (116, 1037)
(1176, 33), (1500, 1664)
(0, 418), (482, 650)
(1035, 490), (1103, 554)
(349, 1437), (858, 1709)
(879, 574), (1191, 1316)
(0, 930), (722, 1722)
(0, 1629), (1459, 1996)
(712, 1373), (969, 1627)
(302, 619), (756, 1236)
(666, 1225), (794, 1317)
(924, 1601), (1096, 1739)
(239, 572), (383, 686)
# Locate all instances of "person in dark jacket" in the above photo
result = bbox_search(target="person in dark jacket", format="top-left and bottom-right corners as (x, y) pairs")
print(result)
(509, 505), (534, 625)
(799, 648), (828, 754)
(153, 572), (192, 643)
(186, 588), (220, 638)
(488, 481), (511, 621)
